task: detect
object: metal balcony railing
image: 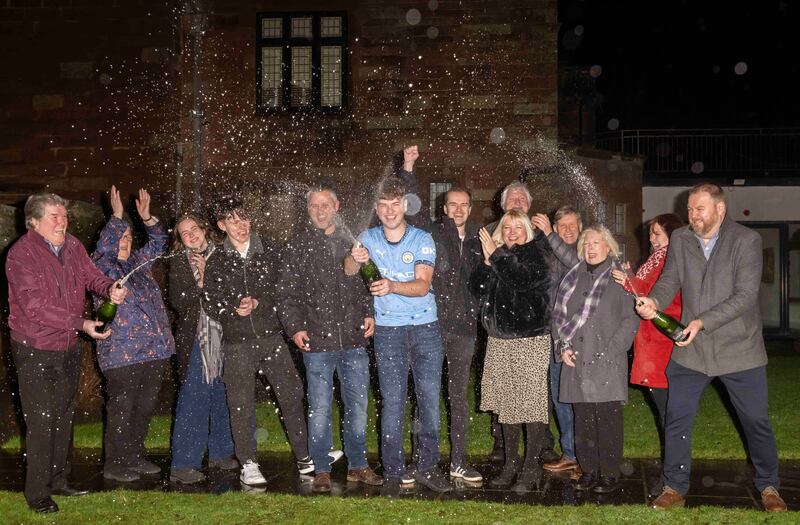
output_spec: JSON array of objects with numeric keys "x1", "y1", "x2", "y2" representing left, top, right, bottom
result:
[{"x1": 596, "y1": 128, "x2": 800, "y2": 175}]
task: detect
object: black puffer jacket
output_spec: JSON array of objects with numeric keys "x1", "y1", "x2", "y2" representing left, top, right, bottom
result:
[
  {"x1": 278, "y1": 225, "x2": 371, "y2": 352},
  {"x1": 203, "y1": 233, "x2": 282, "y2": 342},
  {"x1": 470, "y1": 238, "x2": 552, "y2": 339},
  {"x1": 431, "y1": 217, "x2": 482, "y2": 333}
]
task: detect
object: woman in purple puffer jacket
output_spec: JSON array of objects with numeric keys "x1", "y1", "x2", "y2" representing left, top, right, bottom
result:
[{"x1": 91, "y1": 186, "x2": 175, "y2": 483}]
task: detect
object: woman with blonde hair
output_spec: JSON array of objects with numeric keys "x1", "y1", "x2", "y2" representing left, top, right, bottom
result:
[
  {"x1": 552, "y1": 224, "x2": 639, "y2": 494},
  {"x1": 471, "y1": 209, "x2": 553, "y2": 491}
]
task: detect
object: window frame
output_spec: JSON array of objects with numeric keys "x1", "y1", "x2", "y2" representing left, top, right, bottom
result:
[
  {"x1": 429, "y1": 182, "x2": 453, "y2": 221},
  {"x1": 255, "y1": 11, "x2": 349, "y2": 113},
  {"x1": 614, "y1": 202, "x2": 627, "y2": 234}
]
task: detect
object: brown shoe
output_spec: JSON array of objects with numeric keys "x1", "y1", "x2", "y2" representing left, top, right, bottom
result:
[
  {"x1": 569, "y1": 465, "x2": 583, "y2": 481},
  {"x1": 543, "y1": 456, "x2": 579, "y2": 472},
  {"x1": 651, "y1": 486, "x2": 686, "y2": 509},
  {"x1": 312, "y1": 472, "x2": 331, "y2": 493},
  {"x1": 347, "y1": 466, "x2": 384, "y2": 486},
  {"x1": 761, "y1": 486, "x2": 787, "y2": 512}
]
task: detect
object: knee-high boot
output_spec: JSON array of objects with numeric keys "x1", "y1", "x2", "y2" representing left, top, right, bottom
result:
[
  {"x1": 489, "y1": 414, "x2": 504, "y2": 463},
  {"x1": 489, "y1": 423, "x2": 520, "y2": 488},
  {"x1": 512, "y1": 422, "x2": 546, "y2": 491}
]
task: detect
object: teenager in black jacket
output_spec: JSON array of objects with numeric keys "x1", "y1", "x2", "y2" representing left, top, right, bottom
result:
[{"x1": 203, "y1": 198, "x2": 311, "y2": 487}]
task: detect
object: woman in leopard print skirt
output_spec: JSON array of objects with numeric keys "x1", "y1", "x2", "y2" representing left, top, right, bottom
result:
[{"x1": 471, "y1": 210, "x2": 553, "y2": 492}]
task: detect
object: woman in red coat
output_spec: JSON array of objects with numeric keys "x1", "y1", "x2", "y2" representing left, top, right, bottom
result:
[{"x1": 611, "y1": 214, "x2": 683, "y2": 436}]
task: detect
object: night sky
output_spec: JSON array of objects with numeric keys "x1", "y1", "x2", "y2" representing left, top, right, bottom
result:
[{"x1": 558, "y1": 0, "x2": 799, "y2": 131}]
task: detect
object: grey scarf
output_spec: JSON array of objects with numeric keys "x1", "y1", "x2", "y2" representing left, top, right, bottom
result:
[
  {"x1": 552, "y1": 261, "x2": 612, "y2": 347},
  {"x1": 192, "y1": 244, "x2": 223, "y2": 383}
]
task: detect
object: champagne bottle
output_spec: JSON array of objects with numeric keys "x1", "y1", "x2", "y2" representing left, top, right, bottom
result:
[
  {"x1": 96, "y1": 283, "x2": 121, "y2": 332},
  {"x1": 651, "y1": 310, "x2": 688, "y2": 343},
  {"x1": 615, "y1": 256, "x2": 688, "y2": 343},
  {"x1": 356, "y1": 242, "x2": 382, "y2": 285},
  {"x1": 360, "y1": 257, "x2": 382, "y2": 285}
]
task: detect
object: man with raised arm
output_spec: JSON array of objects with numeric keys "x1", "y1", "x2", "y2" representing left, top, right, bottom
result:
[
  {"x1": 531, "y1": 205, "x2": 584, "y2": 477},
  {"x1": 431, "y1": 187, "x2": 484, "y2": 483},
  {"x1": 345, "y1": 178, "x2": 451, "y2": 494}
]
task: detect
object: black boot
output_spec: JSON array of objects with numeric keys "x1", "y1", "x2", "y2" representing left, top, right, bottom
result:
[
  {"x1": 489, "y1": 442, "x2": 504, "y2": 464},
  {"x1": 511, "y1": 467, "x2": 542, "y2": 492},
  {"x1": 488, "y1": 414, "x2": 504, "y2": 463},
  {"x1": 511, "y1": 422, "x2": 546, "y2": 492},
  {"x1": 489, "y1": 458, "x2": 519, "y2": 488},
  {"x1": 489, "y1": 423, "x2": 520, "y2": 488}
]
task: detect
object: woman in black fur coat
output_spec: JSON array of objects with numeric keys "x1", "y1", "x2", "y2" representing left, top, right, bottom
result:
[{"x1": 471, "y1": 209, "x2": 553, "y2": 492}]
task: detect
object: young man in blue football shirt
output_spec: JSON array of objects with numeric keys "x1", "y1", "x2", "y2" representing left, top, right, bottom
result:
[{"x1": 345, "y1": 178, "x2": 451, "y2": 494}]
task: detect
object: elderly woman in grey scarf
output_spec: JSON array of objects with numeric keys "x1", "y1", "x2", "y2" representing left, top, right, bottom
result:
[
  {"x1": 168, "y1": 213, "x2": 237, "y2": 484},
  {"x1": 552, "y1": 224, "x2": 639, "y2": 495}
]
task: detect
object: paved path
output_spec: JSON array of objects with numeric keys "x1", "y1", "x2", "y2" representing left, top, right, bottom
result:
[{"x1": 0, "y1": 452, "x2": 798, "y2": 510}]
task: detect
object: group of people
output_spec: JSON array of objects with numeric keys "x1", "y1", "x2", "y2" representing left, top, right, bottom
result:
[{"x1": 4, "y1": 146, "x2": 787, "y2": 513}]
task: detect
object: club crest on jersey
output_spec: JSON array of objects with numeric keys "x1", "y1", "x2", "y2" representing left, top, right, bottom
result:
[{"x1": 402, "y1": 251, "x2": 414, "y2": 264}]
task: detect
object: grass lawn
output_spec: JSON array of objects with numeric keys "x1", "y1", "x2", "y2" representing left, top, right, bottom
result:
[
  {"x1": 1, "y1": 346, "x2": 797, "y2": 522},
  {"x1": 3, "y1": 353, "x2": 799, "y2": 460},
  {"x1": 0, "y1": 490, "x2": 797, "y2": 524}
]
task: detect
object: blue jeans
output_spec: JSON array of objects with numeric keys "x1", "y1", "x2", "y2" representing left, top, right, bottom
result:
[
  {"x1": 303, "y1": 347, "x2": 370, "y2": 473},
  {"x1": 549, "y1": 352, "x2": 576, "y2": 460},
  {"x1": 171, "y1": 340, "x2": 234, "y2": 470},
  {"x1": 374, "y1": 322, "x2": 444, "y2": 479}
]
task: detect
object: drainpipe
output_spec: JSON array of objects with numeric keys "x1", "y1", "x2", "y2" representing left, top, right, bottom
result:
[
  {"x1": 175, "y1": 142, "x2": 183, "y2": 213},
  {"x1": 184, "y1": 0, "x2": 209, "y2": 210}
]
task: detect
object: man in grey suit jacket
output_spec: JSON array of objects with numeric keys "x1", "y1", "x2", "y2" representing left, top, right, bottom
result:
[{"x1": 637, "y1": 183, "x2": 786, "y2": 512}]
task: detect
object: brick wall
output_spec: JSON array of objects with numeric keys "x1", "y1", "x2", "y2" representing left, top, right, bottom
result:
[
  {"x1": 0, "y1": 0, "x2": 638, "y2": 235},
  {"x1": 177, "y1": 0, "x2": 560, "y2": 228},
  {"x1": 0, "y1": 0, "x2": 179, "y2": 209},
  {"x1": 0, "y1": 0, "x2": 646, "y2": 247}
]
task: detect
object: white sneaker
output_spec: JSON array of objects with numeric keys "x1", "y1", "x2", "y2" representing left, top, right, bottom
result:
[
  {"x1": 240, "y1": 460, "x2": 267, "y2": 486},
  {"x1": 297, "y1": 450, "x2": 345, "y2": 475},
  {"x1": 450, "y1": 464, "x2": 483, "y2": 482}
]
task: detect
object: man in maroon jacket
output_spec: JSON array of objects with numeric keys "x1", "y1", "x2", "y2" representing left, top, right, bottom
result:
[{"x1": 6, "y1": 192, "x2": 126, "y2": 513}]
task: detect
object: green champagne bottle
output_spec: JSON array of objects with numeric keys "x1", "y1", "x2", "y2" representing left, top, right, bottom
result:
[
  {"x1": 96, "y1": 282, "x2": 121, "y2": 332},
  {"x1": 651, "y1": 310, "x2": 688, "y2": 343},
  {"x1": 360, "y1": 257, "x2": 382, "y2": 285},
  {"x1": 355, "y1": 242, "x2": 382, "y2": 286}
]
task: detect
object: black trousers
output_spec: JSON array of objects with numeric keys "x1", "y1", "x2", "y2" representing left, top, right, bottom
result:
[
  {"x1": 663, "y1": 361, "x2": 780, "y2": 494},
  {"x1": 103, "y1": 359, "x2": 166, "y2": 466},
  {"x1": 222, "y1": 334, "x2": 308, "y2": 463},
  {"x1": 11, "y1": 340, "x2": 81, "y2": 503},
  {"x1": 573, "y1": 401, "x2": 623, "y2": 478},
  {"x1": 442, "y1": 331, "x2": 476, "y2": 468}
]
